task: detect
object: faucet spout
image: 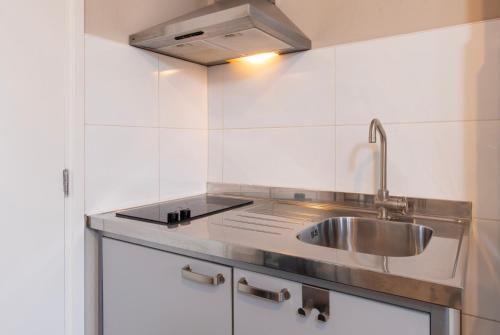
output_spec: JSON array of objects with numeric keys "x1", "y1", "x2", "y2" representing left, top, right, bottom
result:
[
  {"x1": 368, "y1": 119, "x2": 387, "y2": 196},
  {"x1": 368, "y1": 119, "x2": 407, "y2": 219}
]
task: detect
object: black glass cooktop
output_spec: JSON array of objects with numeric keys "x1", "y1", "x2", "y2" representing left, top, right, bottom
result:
[{"x1": 116, "y1": 195, "x2": 253, "y2": 225}]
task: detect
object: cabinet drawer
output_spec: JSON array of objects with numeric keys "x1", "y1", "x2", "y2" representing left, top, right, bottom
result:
[
  {"x1": 234, "y1": 268, "x2": 430, "y2": 335},
  {"x1": 103, "y1": 238, "x2": 232, "y2": 335}
]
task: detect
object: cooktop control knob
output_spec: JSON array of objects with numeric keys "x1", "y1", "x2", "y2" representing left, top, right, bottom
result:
[
  {"x1": 180, "y1": 208, "x2": 191, "y2": 220},
  {"x1": 167, "y1": 211, "x2": 179, "y2": 224}
]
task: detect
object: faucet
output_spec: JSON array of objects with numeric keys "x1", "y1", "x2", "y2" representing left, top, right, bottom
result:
[{"x1": 368, "y1": 119, "x2": 408, "y2": 219}]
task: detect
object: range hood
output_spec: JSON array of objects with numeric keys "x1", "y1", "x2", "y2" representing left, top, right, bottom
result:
[{"x1": 129, "y1": 0, "x2": 311, "y2": 66}]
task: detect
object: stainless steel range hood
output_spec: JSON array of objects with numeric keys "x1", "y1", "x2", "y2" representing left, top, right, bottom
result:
[{"x1": 129, "y1": 0, "x2": 311, "y2": 66}]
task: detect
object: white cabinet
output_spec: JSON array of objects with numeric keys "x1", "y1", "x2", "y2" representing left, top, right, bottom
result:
[
  {"x1": 0, "y1": 0, "x2": 69, "y2": 333},
  {"x1": 103, "y1": 238, "x2": 232, "y2": 335},
  {"x1": 103, "y1": 241, "x2": 432, "y2": 335},
  {"x1": 233, "y1": 269, "x2": 430, "y2": 335}
]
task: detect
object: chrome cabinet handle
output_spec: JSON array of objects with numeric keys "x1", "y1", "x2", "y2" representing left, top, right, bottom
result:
[
  {"x1": 237, "y1": 277, "x2": 291, "y2": 303},
  {"x1": 181, "y1": 265, "x2": 225, "y2": 286}
]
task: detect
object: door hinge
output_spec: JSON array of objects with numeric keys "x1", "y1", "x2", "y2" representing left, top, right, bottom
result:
[{"x1": 63, "y1": 169, "x2": 69, "y2": 197}]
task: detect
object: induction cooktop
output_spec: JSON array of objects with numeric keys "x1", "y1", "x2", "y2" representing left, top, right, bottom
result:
[{"x1": 116, "y1": 195, "x2": 253, "y2": 225}]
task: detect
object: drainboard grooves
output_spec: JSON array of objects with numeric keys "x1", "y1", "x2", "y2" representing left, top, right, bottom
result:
[
  {"x1": 248, "y1": 208, "x2": 318, "y2": 222},
  {"x1": 237, "y1": 214, "x2": 301, "y2": 225},
  {"x1": 210, "y1": 222, "x2": 282, "y2": 235},
  {"x1": 225, "y1": 218, "x2": 293, "y2": 230}
]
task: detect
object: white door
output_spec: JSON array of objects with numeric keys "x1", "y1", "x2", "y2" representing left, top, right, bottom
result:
[
  {"x1": 0, "y1": 1, "x2": 68, "y2": 334},
  {"x1": 234, "y1": 269, "x2": 430, "y2": 335},
  {"x1": 103, "y1": 238, "x2": 232, "y2": 335}
]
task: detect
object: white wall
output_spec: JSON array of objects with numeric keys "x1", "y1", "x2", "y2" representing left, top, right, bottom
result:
[
  {"x1": 208, "y1": 19, "x2": 500, "y2": 334},
  {"x1": 276, "y1": 0, "x2": 500, "y2": 47},
  {"x1": 0, "y1": 0, "x2": 70, "y2": 334},
  {"x1": 84, "y1": 35, "x2": 208, "y2": 214},
  {"x1": 85, "y1": 0, "x2": 208, "y2": 43}
]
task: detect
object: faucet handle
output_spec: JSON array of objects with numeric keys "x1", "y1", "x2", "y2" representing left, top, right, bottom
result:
[
  {"x1": 395, "y1": 197, "x2": 409, "y2": 213},
  {"x1": 374, "y1": 196, "x2": 408, "y2": 220}
]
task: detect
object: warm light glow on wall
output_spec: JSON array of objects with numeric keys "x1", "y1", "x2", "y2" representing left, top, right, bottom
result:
[
  {"x1": 229, "y1": 52, "x2": 279, "y2": 65},
  {"x1": 159, "y1": 69, "x2": 180, "y2": 77}
]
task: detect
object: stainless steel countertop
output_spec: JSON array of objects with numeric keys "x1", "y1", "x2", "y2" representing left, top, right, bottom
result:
[{"x1": 88, "y1": 184, "x2": 470, "y2": 310}]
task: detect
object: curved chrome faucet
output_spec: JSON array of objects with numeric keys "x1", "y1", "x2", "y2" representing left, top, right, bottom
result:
[
  {"x1": 369, "y1": 119, "x2": 387, "y2": 195},
  {"x1": 368, "y1": 119, "x2": 408, "y2": 219}
]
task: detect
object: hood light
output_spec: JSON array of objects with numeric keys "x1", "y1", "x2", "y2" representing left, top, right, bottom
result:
[{"x1": 228, "y1": 52, "x2": 279, "y2": 65}]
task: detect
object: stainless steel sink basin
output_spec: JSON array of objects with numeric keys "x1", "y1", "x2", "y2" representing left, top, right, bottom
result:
[{"x1": 297, "y1": 217, "x2": 433, "y2": 257}]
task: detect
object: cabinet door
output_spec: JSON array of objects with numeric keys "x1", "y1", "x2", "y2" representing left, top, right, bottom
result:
[
  {"x1": 234, "y1": 269, "x2": 430, "y2": 335},
  {"x1": 329, "y1": 290, "x2": 430, "y2": 335},
  {"x1": 233, "y1": 268, "x2": 305, "y2": 335},
  {"x1": 0, "y1": 1, "x2": 68, "y2": 333},
  {"x1": 103, "y1": 238, "x2": 232, "y2": 335}
]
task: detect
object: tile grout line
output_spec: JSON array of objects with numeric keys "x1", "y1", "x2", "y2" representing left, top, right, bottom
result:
[
  {"x1": 83, "y1": 34, "x2": 87, "y2": 214},
  {"x1": 333, "y1": 47, "x2": 337, "y2": 191},
  {"x1": 105, "y1": 119, "x2": 500, "y2": 132},
  {"x1": 197, "y1": 117, "x2": 500, "y2": 131},
  {"x1": 221, "y1": 67, "x2": 226, "y2": 184},
  {"x1": 84, "y1": 123, "x2": 208, "y2": 130},
  {"x1": 206, "y1": 68, "x2": 209, "y2": 190},
  {"x1": 216, "y1": 125, "x2": 338, "y2": 130},
  {"x1": 335, "y1": 119, "x2": 500, "y2": 127},
  {"x1": 157, "y1": 55, "x2": 161, "y2": 201}
]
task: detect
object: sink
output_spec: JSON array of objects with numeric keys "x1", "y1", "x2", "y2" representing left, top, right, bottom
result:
[{"x1": 297, "y1": 217, "x2": 433, "y2": 257}]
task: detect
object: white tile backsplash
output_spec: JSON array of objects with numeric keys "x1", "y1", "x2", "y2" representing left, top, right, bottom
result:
[
  {"x1": 336, "y1": 20, "x2": 500, "y2": 124},
  {"x1": 159, "y1": 55, "x2": 207, "y2": 129},
  {"x1": 85, "y1": 35, "x2": 159, "y2": 127},
  {"x1": 159, "y1": 129, "x2": 208, "y2": 200},
  {"x1": 464, "y1": 219, "x2": 500, "y2": 322},
  {"x1": 335, "y1": 120, "x2": 500, "y2": 216},
  {"x1": 85, "y1": 125, "x2": 159, "y2": 213},
  {"x1": 334, "y1": 120, "x2": 499, "y2": 219},
  {"x1": 208, "y1": 66, "x2": 225, "y2": 129},
  {"x1": 473, "y1": 121, "x2": 500, "y2": 220},
  {"x1": 207, "y1": 21, "x2": 500, "y2": 216},
  {"x1": 217, "y1": 47, "x2": 335, "y2": 129},
  {"x1": 85, "y1": 34, "x2": 208, "y2": 213},
  {"x1": 208, "y1": 130, "x2": 224, "y2": 183},
  {"x1": 336, "y1": 122, "x2": 473, "y2": 200},
  {"x1": 223, "y1": 127, "x2": 335, "y2": 190}
]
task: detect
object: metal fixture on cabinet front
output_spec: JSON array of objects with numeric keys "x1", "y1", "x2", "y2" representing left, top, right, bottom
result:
[
  {"x1": 237, "y1": 277, "x2": 290, "y2": 303},
  {"x1": 181, "y1": 265, "x2": 225, "y2": 286},
  {"x1": 368, "y1": 119, "x2": 408, "y2": 219},
  {"x1": 298, "y1": 285, "x2": 330, "y2": 322}
]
